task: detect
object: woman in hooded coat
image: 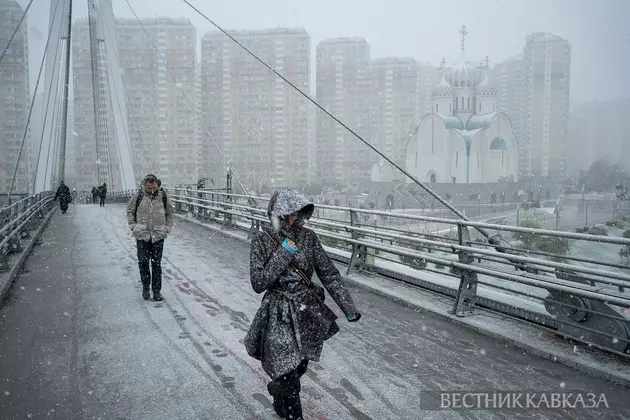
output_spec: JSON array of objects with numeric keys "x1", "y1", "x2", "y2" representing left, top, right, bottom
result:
[{"x1": 245, "y1": 188, "x2": 361, "y2": 419}]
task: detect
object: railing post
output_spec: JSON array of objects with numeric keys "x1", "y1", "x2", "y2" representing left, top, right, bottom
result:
[
  {"x1": 175, "y1": 188, "x2": 182, "y2": 212},
  {"x1": 450, "y1": 222, "x2": 478, "y2": 317},
  {"x1": 347, "y1": 210, "x2": 371, "y2": 275}
]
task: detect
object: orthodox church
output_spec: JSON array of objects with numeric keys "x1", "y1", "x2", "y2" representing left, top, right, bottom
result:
[{"x1": 405, "y1": 26, "x2": 519, "y2": 184}]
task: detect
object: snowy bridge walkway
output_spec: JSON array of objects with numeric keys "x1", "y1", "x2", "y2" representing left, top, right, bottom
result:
[{"x1": 1, "y1": 204, "x2": 629, "y2": 420}]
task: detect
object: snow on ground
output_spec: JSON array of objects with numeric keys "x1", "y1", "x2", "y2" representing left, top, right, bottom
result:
[{"x1": 1, "y1": 204, "x2": 630, "y2": 420}]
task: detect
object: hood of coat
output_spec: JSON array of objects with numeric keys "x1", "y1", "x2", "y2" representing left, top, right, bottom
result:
[{"x1": 267, "y1": 188, "x2": 314, "y2": 232}]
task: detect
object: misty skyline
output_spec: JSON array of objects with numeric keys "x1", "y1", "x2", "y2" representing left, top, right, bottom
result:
[{"x1": 18, "y1": 0, "x2": 630, "y2": 105}]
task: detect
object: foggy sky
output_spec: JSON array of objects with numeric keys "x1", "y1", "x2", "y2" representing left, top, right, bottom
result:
[{"x1": 18, "y1": 0, "x2": 630, "y2": 105}]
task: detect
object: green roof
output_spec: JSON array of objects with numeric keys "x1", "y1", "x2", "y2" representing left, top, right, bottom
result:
[
  {"x1": 435, "y1": 113, "x2": 464, "y2": 130},
  {"x1": 465, "y1": 112, "x2": 498, "y2": 130},
  {"x1": 490, "y1": 137, "x2": 507, "y2": 149}
]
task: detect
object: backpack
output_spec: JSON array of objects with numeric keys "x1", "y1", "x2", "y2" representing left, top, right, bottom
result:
[{"x1": 134, "y1": 188, "x2": 167, "y2": 220}]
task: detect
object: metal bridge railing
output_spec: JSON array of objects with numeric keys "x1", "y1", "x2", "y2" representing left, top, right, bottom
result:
[
  {"x1": 0, "y1": 191, "x2": 56, "y2": 273},
  {"x1": 108, "y1": 188, "x2": 630, "y2": 357}
]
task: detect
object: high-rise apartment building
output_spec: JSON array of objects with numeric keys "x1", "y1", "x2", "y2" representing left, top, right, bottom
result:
[
  {"x1": 364, "y1": 57, "x2": 418, "y2": 173},
  {"x1": 200, "y1": 28, "x2": 312, "y2": 190},
  {"x1": 567, "y1": 99, "x2": 630, "y2": 176},
  {"x1": 71, "y1": 19, "x2": 103, "y2": 191},
  {"x1": 0, "y1": 0, "x2": 30, "y2": 195},
  {"x1": 521, "y1": 33, "x2": 571, "y2": 180},
  {"x1": 72, "y1": 17, "x2": 197, "y2": 190},
  {"x1": 117, "y1": 18, "x2": 197, "y2": 187},
  {"x1": 492, "y1": 55, "x2": 526, "y2": 176},
  {"x1": 416, "y1": 62, "x2": 440, "y2": 117},
  {"x1": 316, "y1": 37, "x2": 370, "y2": 187}
]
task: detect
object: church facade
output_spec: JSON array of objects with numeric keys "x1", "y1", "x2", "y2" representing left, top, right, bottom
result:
[{"x1": 405, "y1": 27, "x2": 519, "y2": 184}]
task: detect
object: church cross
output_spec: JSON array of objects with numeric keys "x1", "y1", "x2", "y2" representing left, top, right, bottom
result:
[
  {"x1": 440, "y1": 57, "x2": 446, "y2": 72},
  {"x1": 459, "y1": 25, "x2": 468, "y2": 54}
]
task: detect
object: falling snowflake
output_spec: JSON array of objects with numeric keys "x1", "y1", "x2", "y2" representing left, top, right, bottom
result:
[
  {"x1": 573, "y1": 345, "x2": 579, "y2": 353},
  {"x1": 612, "y1": 337, "x2": 619, "y2": 344},
  {"x1": 4, "y1": 391, "x2": 10, "y2": 396},
  {"x1": 35, "y1": 288, "x2": 41, "y2": 292},
  {"x1": 560, "y1": 382, "x2": 566, "y2": 389},
  {"x1": 299, "y1": 304, "x2": 307, "y2": 311},
  {"x1": 479, "y1": 349, "x2": 487, "y2": 356}
]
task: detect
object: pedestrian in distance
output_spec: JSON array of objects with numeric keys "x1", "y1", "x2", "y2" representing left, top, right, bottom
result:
[
  {"x1": 54, "y1": 181, "x2": 72, "y2": 214},
  {"x1": 126, "y1": 174, "x2": 174, "y2": 301},
  {"x1": 92, "y1": 186, "x2": 99, "y2": 204},
  {"x1": 245, "y1": 188, "x2": 361, "y2": 420},
  {"x1": 98, "y1": 183, "x2": 107, "y2": 207}
]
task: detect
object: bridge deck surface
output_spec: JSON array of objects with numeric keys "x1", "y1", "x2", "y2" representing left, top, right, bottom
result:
[{"x1": 1, "y1": 204, "x2": 628, "y2": 420}]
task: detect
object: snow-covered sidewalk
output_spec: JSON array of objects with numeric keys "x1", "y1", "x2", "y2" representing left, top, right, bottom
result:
[{"x1": 1, "y1": 204, "x2": 629, "y2": 419}]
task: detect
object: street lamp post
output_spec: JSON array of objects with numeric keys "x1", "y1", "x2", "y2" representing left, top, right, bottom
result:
[{"x1": 585, "y1": 199, "x2": 589, "y2": 227}]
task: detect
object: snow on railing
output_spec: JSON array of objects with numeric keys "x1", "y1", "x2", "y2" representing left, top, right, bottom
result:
[
  {"x1": 113, "y1": 187, "x2": 630, "y2": 357},
  {"x1": 0, "y1": 191, "x2": 55, "y2": 274}
]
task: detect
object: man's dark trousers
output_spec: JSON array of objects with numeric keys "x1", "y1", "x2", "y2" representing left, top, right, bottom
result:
[{"x1": 137, "y1": 239, "x2": 164, "y2": 293}]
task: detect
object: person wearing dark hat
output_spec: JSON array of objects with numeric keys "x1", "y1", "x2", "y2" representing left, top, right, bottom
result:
[{"x1": 126, "y1": 174, "x2": 174, "y2": 301}]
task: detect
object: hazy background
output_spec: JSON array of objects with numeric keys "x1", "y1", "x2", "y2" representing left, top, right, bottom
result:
[{"x1": 20, "y1": 0, "x2": 630, "y2": 105}]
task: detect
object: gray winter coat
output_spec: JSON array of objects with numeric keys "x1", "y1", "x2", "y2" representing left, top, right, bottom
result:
[
  {"x1": 126, "y1": 188, "x2": 174, "y2": 243},
  {"x1": 244, "y1": 189, "x2": 360, "y2": 381}
]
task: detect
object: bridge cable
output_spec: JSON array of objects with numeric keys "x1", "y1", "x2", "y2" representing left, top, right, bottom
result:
[
  {"x1": 4, "y1": 0, "x2": 64, "y2": 205},
  {"x1": 42, "y1": 78, "x2": 63, "y2": 191},
  {"x1": 32, "y1": 3, "x2": 66, "y2": 193},
  {"x1": 50, "y1": 67, "x2": 66, "y2": 186},
  {"x1": 123, "y1": 0, "x2": 251, "y2": 197},
  {"x1": 44, "y1": 47, "x2": 66, "y2": 189},
  {"x1": 37, "y1": 1, "x2": 68, "y2": 191},
  {"x1": 179, "y1": 0, "x2": 491, "y2": 239},
  {"x1": 0, "y1": 0, "x2": 35, "y2": 65}
]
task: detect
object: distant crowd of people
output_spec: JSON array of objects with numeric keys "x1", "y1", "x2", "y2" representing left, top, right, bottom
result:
[{"x1": 53, "y1": 182, "x2": 108, "y2": 213}]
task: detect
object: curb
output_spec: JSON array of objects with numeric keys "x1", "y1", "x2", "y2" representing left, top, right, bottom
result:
[
  {"x1": 0, "y1": 208, "x2": 56, "y2": 303},
  {"x1": 174, "y1": 213, "x2": 630, "y2": 389}
]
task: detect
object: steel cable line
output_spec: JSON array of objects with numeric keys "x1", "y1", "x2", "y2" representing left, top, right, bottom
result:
[
  {"x1": 179, "y1": 0, "x2": 490, "y2": 239},
  {"x1": 5, "y1": 0, "x2": 64, "y2": 205},
  {"x1": 42, "y1": 77, "x2": 63, "y2": 190},
  {"x1": 123, "y1": 0, "x2": 251, "y2": 197},
  {"x1": 50, "y1": 69, "x2": 65, "y2": 186},
  {"x1": 0, "y1": 0, "x2": 35, "y2": 65},
  {"x1": 32, "y1": 1, "x2": 66, "y2": 193}
]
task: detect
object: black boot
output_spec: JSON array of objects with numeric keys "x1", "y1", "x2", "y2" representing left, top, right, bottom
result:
[
  {"x1": 267, "y1": 381, "x2": 286, "y2": 418},
  {"x1": 278, "y1": 371, "x2": 303, "y2": 420},
  {"x1": 142, "y1": 288, "x2": 150, "y2": 300},
  {"x1": 153, "y1": 291, "x2": 163, "y2": 301}
]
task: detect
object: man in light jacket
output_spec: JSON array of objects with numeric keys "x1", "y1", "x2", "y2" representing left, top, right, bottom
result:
[{"x1": 126, "y1": 174, "x2": 174, "y2": 301}]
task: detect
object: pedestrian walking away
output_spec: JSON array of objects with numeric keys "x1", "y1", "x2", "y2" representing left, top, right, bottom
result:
[
  {"x1": 54, "y1": 181, "x2": 72, "y2": 214},
  {"x1": 98, "y1": 183, "x2": 107, "y2": 207},
  {"x1": 245, "y1": 188, "x2": 362, "y2": 420},
  {"x1": 91, "y1": 186, "x2": 98, "y2": 204},
  {"x1": 127, "y1": 174, "x2": 174, "y2": 301}
]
